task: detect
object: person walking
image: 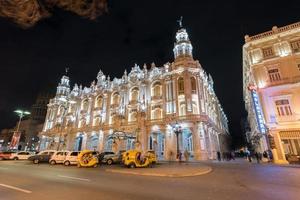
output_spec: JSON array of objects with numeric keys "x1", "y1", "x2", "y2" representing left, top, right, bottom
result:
[
  {"x1": 255, "y1": 152, "x2": 260, "y2": 164},
  {"x1": 217, "y1": 151, "x2": 221, "y2": 161},
  {"x1": 184, "y1": 149, "x2": 190, "y2": 162}
]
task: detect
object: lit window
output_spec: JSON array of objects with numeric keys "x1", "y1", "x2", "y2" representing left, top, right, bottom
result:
[
  {"x1": 95, "y1": 96, "x2": 103, "y2": 108},
  {"x1": 262, "y1": 47, "x2": 274, "y2": 58},
  {"x1": 151, "y1": 82, "x2": 162, "y2": 97},
  {"x1": 297, "y1": 64, "x2": 300, "y2": 71},
  {"x1": 290, "y1": 40, "x2": 300, "y2": 52},
  {"x1": 191, "y1": 77, "x2": 196, "y2": 94},
  {"x1": 268, "y1": 69, "x2": 281, "y2": 82},
  {"x1": 130, "y1": 88, "x2": 139, "y2": 102},
  {"x1": 81, "y1": 99, "x2": 89, "y2": 110},
  {"x1": 178, "y1": 77, "x2": 184, "y2": 94},
  {"x1": 275, "y1": 99, "x2": 292, "y2": 116},
  {"x1": 111, "y1": 93, "x2": 120, "y2": 105}
]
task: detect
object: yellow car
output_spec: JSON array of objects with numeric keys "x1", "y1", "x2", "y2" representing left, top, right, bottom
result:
[
  {"x1": 77, "y1": 150, "x2": 98, "y2": 168},
  {"x1": 146, "y1": 150, "x2": 157, "y2": 164},
  {"x1": 123, "y1": 150, "x2": 156, "y2": 168}
]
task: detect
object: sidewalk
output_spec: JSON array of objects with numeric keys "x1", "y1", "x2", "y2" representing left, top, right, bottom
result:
[{"x1": 105, "y1": 162, "x2": 212, "y2": 178}]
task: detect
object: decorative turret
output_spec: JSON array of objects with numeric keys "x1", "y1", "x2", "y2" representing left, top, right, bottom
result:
[
  {"x1": 56, "y1": 74, "x2": 70, "y2": 97},
  {"x1": 173, "y1": 17, "x2": 193, "y2": 60}
]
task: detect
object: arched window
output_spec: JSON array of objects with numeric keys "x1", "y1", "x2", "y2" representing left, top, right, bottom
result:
[
  {"x1": 95, "y1": 96, "x2": 103, "y2": 108},
  {"x1": 57, "y1": 106, "x2": 64, "y2": 116},
  {"x1": 110, "y1": 114, "x2": 117, "y2": 124},
  {"x1": 93, "y1": 117, "x2": 101, "y2": 126},
  {"x1": 151, "y1": 108, "x2": 162, "y2": 120},
  {"x1": 178, "y1": 77, "x2": 184, "y2": 94},
  {"x1": 180, "y1": 103, "x2": 186, "y2": 116},
  {"x1": 111, "y1": 93, "x2": 120, "y2": 105},
  {"x1": 81, "y1": 99, "x2": 89, "y2": 111},
  {"x1": 129, "y1": 112, "x2": 137, "y2": 122},
  {"x1": 191, "y1": 77, "x2": 197, "y2": 94},
  {"x1": 78, "y1": 119, "x2": 85, "y2": 128},
  {"x1": 151, "y1": 82, "x2": 162, "y2": 97},
  {"x1": 130, "y1": 87, "x2": 139, "y2": 102},
  {"x1": 192, "y1": 102, "x2": 198, "y2": 114}
]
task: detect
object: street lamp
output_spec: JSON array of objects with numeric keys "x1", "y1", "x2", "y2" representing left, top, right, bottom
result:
[
  {"x1": 172, "y1": 122, "x2": 182, "y2": 160},
  {"x1": 12, "y1": 109, "x2": 30, "y2": 150}
]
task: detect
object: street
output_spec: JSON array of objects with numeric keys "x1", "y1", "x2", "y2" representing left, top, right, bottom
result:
[{"x1": 0, "y1": 160, "x2": 299, "y2": 200}]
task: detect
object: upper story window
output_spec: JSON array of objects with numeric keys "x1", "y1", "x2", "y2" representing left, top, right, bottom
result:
[
  {"x1": 111, "y1": 93, "x2": 120, "y2": 105},
  {"x1": 151, "y1": 82, "x2": 162, "y2": 97},
  {"x1": 297, "y1": 63, "x2": 300, "y2": 71},
  {"x1": 95, "y1": 96, "x2": 103, "y2": 108},
  {"x1": 130, "y1": 88, "x2": 139, "y2": 102},
  {"x1": 290, "y1": 39, "x2": 300, "y2": 53},
  {"x1": 191, "y1": 77, "x2": 197, "y2": 94},
  {"x1": 275, "y1": 99, "x2": 292, "y2": 116},
  {"x1": 262, "y1": 47, "x2": 274, "y2": 58},
  {"x1": 268, "y1": 68, "x2": 281, "y2": 82},
  {"x1": 178, "y1": 77, "x2": 184, "y2": 95},
  {"x1": 81, "y1": 99, "x2": 89, "y2": 111}
]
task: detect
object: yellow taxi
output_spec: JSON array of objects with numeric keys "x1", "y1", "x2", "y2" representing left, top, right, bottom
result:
[{"x1": 122, "y1": 150, "x2": 156, "y2": 168}]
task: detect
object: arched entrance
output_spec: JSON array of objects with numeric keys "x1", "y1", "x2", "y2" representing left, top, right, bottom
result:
[
  {"x1": 74, "y1": 133, "x2": 84, "y2": 151},
  {"x1": 149, "y1": 132, "x2": 165, "y2": 160},
  {"x1": 86, "y1": 133, "x2": 99, "y2": 151},
  {"x1": 180, "y1": 128, "x2": 194, "y2": 157}
]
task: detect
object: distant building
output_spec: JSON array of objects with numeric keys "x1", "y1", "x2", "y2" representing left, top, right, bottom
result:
[
  {"x1": 0, "y1": 93, "x2": 52, "y2": 151},
  {"x1": 40, "y1": 24, "x2": 229, "y2": 161},
  {"x1": 243, "y1": 21, "x2": 300, "y2": 164}
]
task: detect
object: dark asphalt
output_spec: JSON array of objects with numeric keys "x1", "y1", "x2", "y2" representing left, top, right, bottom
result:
[{"x1": 0, "y1": 159, "x2": 299, "y2": 200}]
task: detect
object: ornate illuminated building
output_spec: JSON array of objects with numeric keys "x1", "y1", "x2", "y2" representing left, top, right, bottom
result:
[
  {"x1": 40, "y1": 24, "x2": 229, "y2": 160},
  {"x1": 243, "y1": 22, "x2": 300, "y2": 164}
]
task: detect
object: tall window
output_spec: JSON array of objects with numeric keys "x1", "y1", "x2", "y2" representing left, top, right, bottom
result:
[
  {"x1": 152, "y1": 82, "x2": 162, "y2": 97},
  {"x1": 297, "y1": 64, "x2": 300, "y2": 71},
  {"x1": 191, "y1": 77, "x2": 196, "y2": 94},
  {"x1": 95, "y1": 96, "x2": 103, "y2": 108},
  {"x1": 262, "y1": 47, "x2": 274, "y2": 58},
  {"x1": 81, "y1": 99, "x2": 89, "y2": 111},
  {"x1": 178, "y1": 77, "x2": 184, "y2": 94},
  {"x1": 129, "y1": 111, "x2": 137, "y2": 122},
  {"x1": 130, "y1": 88, "x2": 139, "y2": 102},
  {"x1": 111, "y1": 93, "x2": 120, "y2": 105},
  {"x1": 275, "y1": 99, "x2": 292, "y2": 116},
  {"x1": 268, "y1": 69, "x2": 281, "y2": 82},
  {"x1": 291, "y1": 40, "x2": 300, "y2": 52},
  {"x1": 151, "y1": 108, "x2": 162, "y2": 120}
]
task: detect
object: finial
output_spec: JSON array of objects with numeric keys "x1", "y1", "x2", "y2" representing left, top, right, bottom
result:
[
  {"x1": 177, "y1": 16, "x2": 183, "y2": 28},
  {"x1": 65, "y1": 67, "x2": 69, "y2": 75}
]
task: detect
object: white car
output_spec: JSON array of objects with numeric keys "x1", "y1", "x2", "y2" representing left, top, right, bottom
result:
[
  {"x1": 10, "y1": 151, "x2": 35, "y2": 160},
  {"x1": 63, "y1": 151, "x2": 80, "y2": 166},
  {"x1": 49, "y1": 151, "x2": 70, "y2": 165}
]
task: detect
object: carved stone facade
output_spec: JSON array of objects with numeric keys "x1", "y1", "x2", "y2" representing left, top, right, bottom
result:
[{"x1": 40, "y1": 26, "x2": 229, "y2": 160}]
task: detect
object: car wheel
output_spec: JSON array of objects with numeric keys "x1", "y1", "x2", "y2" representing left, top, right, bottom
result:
[
  {"x1": 107, "y1": 159, "x2": 113, "y2": 165},
  {"x1": 64, "y1": 161, "x2": 70, "y2": 166},
  {"x1": 93, "y1": 164, "x2": 98, "y2": 168},
  {"x1": 129, "y1": 163, "x2": 136, "y2": 168},
  {"x1": 33, "y1": 159, "x2": 39, "y2": 164},
  {"x1": 13, "y1": 157, "x2": 18, "y2": 160},
  {"x1": 50, "y1": 160, "x2": 56, "y2": 165}
]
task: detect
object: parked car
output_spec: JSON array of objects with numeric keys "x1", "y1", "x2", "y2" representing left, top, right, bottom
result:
[
  {"x1": 102, "y1": 150, "x2": 125, "y2": 165},
  {"x1": 28, "y1": 150, "x2": 57, "y2": 164},
  {"x1": 98, "y1": 151, "x2": 115, "y2": 162},
  {"x1": 63, "y1": 151, "x2": 80, "y2": 166},
  {"x1": 9, "y1": 151, "x2": 35, "y2": 160},
  {"x1": 0, "y1": 152, "x2": 13, "y2": 160},
  {"x1": 49, "y1": 151, "x2": 70, "y2": 165}
]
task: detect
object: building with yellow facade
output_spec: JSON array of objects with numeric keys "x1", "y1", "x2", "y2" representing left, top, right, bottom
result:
[{"x1": 243, "y1": 22, "x2": 300, "y2": 164}]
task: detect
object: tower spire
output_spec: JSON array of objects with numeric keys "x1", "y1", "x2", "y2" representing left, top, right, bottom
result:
[{"x1": 177, "y1": 16, "x2": 183, "y2": 28}]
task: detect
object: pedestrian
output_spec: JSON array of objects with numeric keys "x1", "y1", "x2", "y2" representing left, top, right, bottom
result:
[
  {"x1": 231, "y1": 151, "x2": 235, "y2": 160},
  {"x1": 179, "y1": 151, "x2": 182, "y2": 163},
  {"x1": 267, "y1": 149, "x2": 273, "y2": 162},
  {"x1": 217, "y1": 151, "x2": 221, "y2": 161},
  {"x1": 255, "y1": 152, "x2": 260, "y2": 163},
  {"x1": 184, "y1": 149, "x2": 190, "y2": 162},
  {"x1": 246, "y1": 149, "x2": 252, "y2": 162}
]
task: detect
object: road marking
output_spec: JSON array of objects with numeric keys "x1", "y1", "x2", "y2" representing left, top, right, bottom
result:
[
  {"x1": 58, "y1": 175, "x2": 91, "y2": 182},
  {"x1": 0, "y1": 183, "x2": 32, "y2": 194},
  {"x1": 0, "y1": 167, "x2": 9, "y2": 170}
]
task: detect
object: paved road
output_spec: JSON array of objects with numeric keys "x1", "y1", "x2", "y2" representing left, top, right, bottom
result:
[{"x1": 0, "y1": 159, "x2": 299, "y2": 200}]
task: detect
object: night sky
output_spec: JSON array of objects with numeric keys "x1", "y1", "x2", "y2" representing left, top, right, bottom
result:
[{"x1": 0, "y1": 0, "x2": 299, "y2": 148}]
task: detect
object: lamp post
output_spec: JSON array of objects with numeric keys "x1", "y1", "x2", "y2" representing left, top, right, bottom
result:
[
  {"x1": 172, "y1": 122, "x2": 182, "y2": 160},
  {"x1": 12, "y1": 109, "x2": 30, "y2": 150}
]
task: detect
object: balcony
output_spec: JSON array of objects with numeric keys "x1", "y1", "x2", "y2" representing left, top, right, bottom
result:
[
  {"x1": 265, "y1": 75, "x2": 300, "y2": 87},
  {"x1": 275, "y1": 114, "x2": 300, "y2": 123},
  {"x1": 151, "y1": 96, "x2": 163, "y2": 101}
]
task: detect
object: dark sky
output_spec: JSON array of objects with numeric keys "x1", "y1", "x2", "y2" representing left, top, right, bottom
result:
[{"x1": 0, "y1": 0, "x2": 299, "y2": 148}]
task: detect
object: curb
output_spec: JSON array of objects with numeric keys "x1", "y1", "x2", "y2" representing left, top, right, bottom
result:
[{"x1": 105, "y1": 167, "x2": 212, "y2": 178}]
